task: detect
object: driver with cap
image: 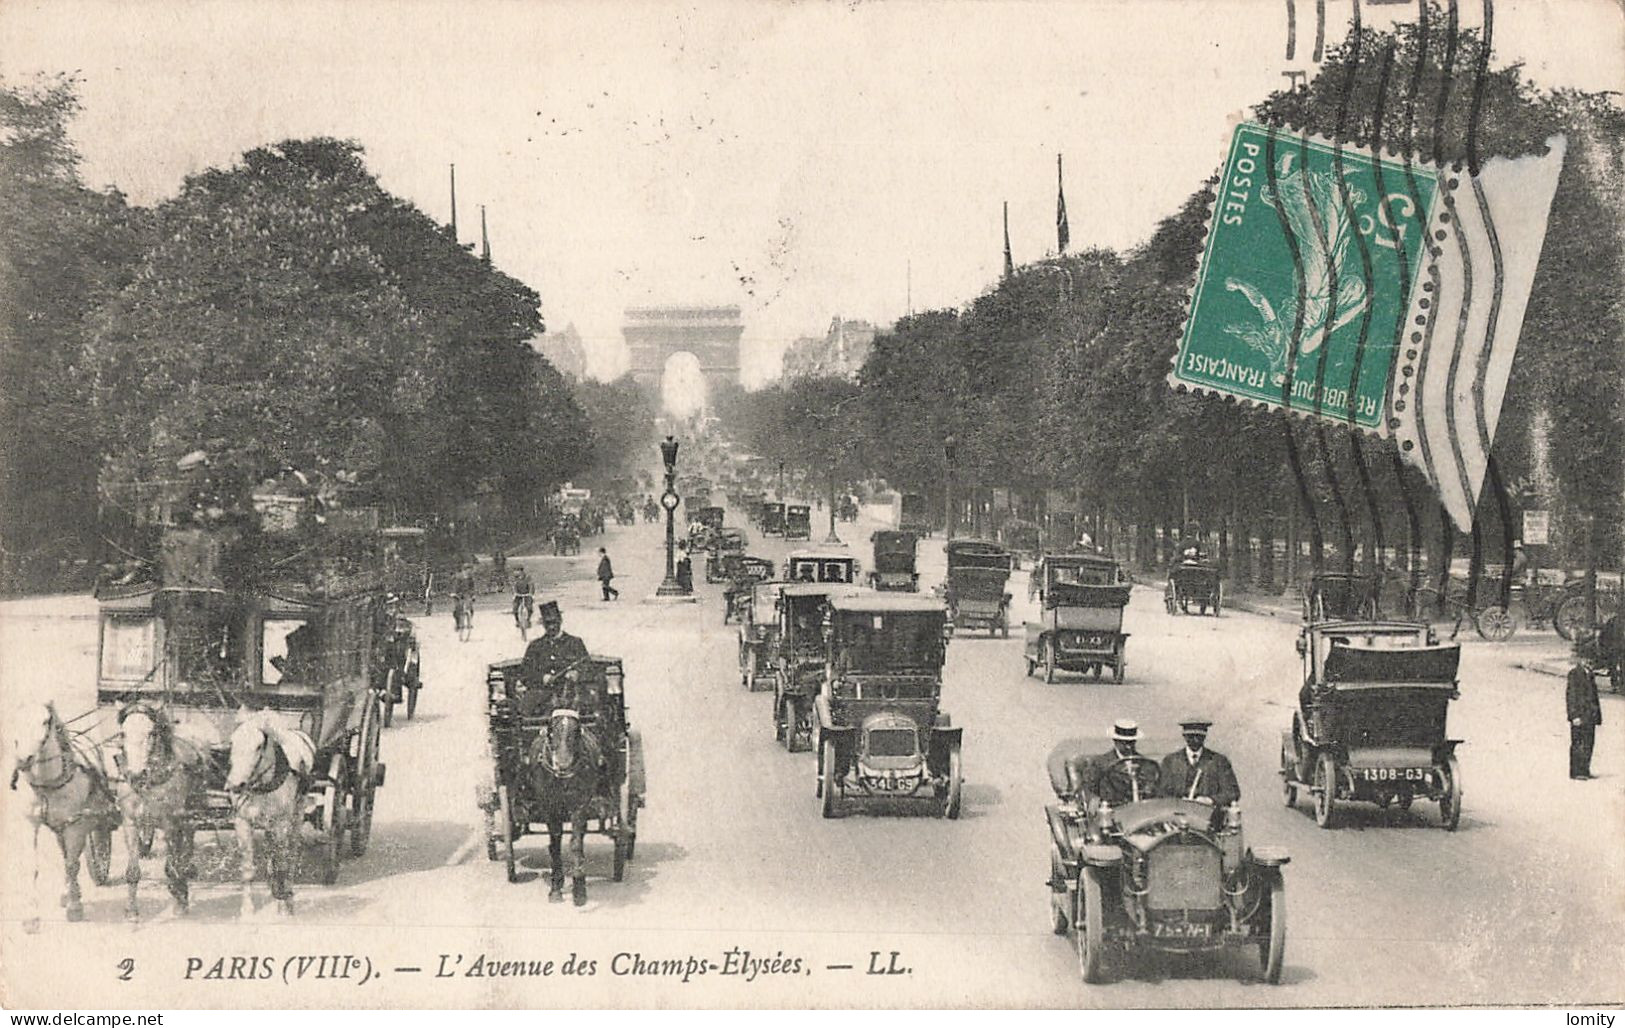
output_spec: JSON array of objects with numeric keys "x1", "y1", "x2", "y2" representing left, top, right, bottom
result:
[
  {"x1": 1067, "y1": 719, "x2": 1159, "y2": 807},
  {"x1": 1160, "y1": 716, "x2": 1240, "y2": 808},
  {"x1": 518, "y1": 600, "x2": 590, "y2": 715}
]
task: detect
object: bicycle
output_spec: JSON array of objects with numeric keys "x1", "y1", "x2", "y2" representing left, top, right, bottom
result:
[
  {"x1": 513, "y1": 591, "x2": 534, "y2": 638},
  {"x1": 453, "y1": 592, "x2": 475, "y2": 643}
]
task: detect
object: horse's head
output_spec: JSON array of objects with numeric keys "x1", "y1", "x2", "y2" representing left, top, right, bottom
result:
[
  {"x1": 225, "y1": 717, "x2": 271, "y2": 792},
  {"x1": 11, "y1": 703, "x2": 60, "y2": 788},
  {"x1": 118, "y1": 702, "x2": 168, "y2": 778},
  {"x1": 539, "y1": 708, "x2": 584, "y2": 777}
]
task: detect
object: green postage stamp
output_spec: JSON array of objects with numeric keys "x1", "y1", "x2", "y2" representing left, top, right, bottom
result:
[{"x1": 1170, "y1": 122, "x2": 1440, "y2": 429}]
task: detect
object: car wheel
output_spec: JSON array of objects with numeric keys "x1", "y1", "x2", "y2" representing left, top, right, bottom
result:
[
  {"x1": 1075, "y1": 866, "x2": 1107, "y2": 985},
  {"x1": 1049, "y1": 853, "x2": 1069, "y2": 935},
  {"x1": 1258, "y1": 870, "x2": 1287, "y2": 984},
  {"x1": 1043, "y1": 639, "x2": 1057, "y2": 683},
  {"x1": 940, "y1": 740, "x2": 963, "y2": 820},
  {"x1": 1439, "y1": 756, "x2": 1462, "y2": 831},
  {"x1": 820, "y1": 738, "x2": 840, "y2": 819},
  {"x1": 1314, "y1": 752, "x2": 1338, "y2": 829}
]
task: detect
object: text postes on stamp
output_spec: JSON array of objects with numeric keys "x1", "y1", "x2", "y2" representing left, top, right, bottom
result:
[{"x1": 1171, "y1": 122, "x2": 1439, "y2": 428}]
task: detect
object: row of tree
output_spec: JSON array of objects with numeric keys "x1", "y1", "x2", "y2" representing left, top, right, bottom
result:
[
  {"x1": 722, "y1": 12, "x2": 1623, "y2": 582},
  {"x1": 0, "y1": 77, "x2": 656, "y2": 585}
]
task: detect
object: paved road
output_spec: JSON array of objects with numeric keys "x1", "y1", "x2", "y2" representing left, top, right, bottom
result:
[{"x1": 2, "y1": 509, "x2": 1621, "y2": 1008}]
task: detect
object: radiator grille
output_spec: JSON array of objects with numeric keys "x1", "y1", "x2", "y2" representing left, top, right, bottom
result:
[
  {"x1": 866, "y1": 727, "x2": 918, "y2": 758},
  {"x1": 1145, "y1": 843, "x2": 1222, "y2": 910}
]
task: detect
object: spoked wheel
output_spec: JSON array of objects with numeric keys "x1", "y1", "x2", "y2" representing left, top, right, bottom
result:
[
  {"x1": 1112, "y1": 648, "x2": 1126, "y2": 684},
  {"x1": 405, "y1": 671, "x2": 420, "y2": 721},
  {"x1": 787, "y1": 698, "x2": 813, "y2": 753},
  {"x1": 1439, "y1": 756, "x2": 1462, "y2": 831},
  {"x1": 1043, "y1": 638, "x2": 1057, "y2": 684},
  {"x1": 939, "y1": 740, "x2": 963, "y2": 820},
  {"x1": 349, "y1": 696, "x2": 381, "y2": 858},
  {"x1": 1313, "y1": 751, "x2": 1339, "y2": 830},
  {"x1": 773, "y1": 691, "x2": 788, "y2": 745},
  {"x1": 1258, "y1": 870, "x2": 1287, "y2": 984},
  {"x1": 1164, "y1": 586, "x2": 1177, "y2": 615},
  {"x1": 820, "y1": 737, "x2": 841, "y2": 819},
  {"x1": 1075, "y1": 866, "x2": 1107, "y2": 984},
  {"x1": 382, "y1": 669, "x2": 397, "y2": 728},
  {"x1": 1475, "y1": 605, "x2": 1517, "y2": 642},
  {"x1": 315, "y1": 757, "x2": 344, "y2": 885},
  {"x1": 498, "y1": 784, "x2": 518, "y2": 883},
  {"x1": 87, "y1": 823, "x2": 113, "y2": 886},
  {"x1": 1280, "y1": 741, "x2": 1298, "y2": 808}
]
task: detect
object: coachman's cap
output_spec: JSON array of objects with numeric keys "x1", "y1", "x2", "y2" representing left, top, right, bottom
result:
[
  {"x1": 1111, "y1": 719, "x2": 1139, "y2": 742},
  {"x1": 538, "y1": 600, "x2": 562, "y2": 619},
  {"x1": 1179, "y1": 717, "x2": 1214, "y2": 734}
]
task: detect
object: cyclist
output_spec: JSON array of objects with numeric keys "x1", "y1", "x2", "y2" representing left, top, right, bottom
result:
[{"x1": 512, "y1": 565, "x2": 536, "y2": 627}]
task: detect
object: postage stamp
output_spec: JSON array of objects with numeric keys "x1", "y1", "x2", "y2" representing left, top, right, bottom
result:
[{"x1": 1170, "y1": 122, "x2": 1440, "y2": 429}]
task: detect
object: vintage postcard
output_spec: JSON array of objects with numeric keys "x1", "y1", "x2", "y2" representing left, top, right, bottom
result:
[{"x1": 2, "y1": 0, "x2": 1621, "y2": 1012}]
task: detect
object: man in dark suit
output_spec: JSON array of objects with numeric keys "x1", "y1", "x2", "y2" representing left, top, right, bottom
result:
[
  {"x1": 1567, "y1": 646, "x2": 1602, "y2": 780},
  {"x1": 519, "y1": 601, "x2": 590, "y2": 715},
  {"x1": 1160, "y1": 717, "x2": 1241, "y2": 808},
  {"x1": 1066, "y1": 719, "x2": 1159, "y2": 807}
]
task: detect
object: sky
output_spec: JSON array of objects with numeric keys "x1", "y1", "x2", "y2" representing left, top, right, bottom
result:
[{"x1": 3, "y1": 0, "x2": 1620, "y2": 385}]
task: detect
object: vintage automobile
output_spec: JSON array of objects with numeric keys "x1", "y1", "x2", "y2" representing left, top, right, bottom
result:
[
  {"x1": 942, "y1": 539, "x2": 1014, "y2": 637},
  {"x1": 1166, "y1": 555, "x2": 1222, "y2": 616},
  {"x1": 705, "y1": 527, "x2": 749, "y2": 583},
  {"x1": 376, "y1": 595, "x2": 423, "y2": 726},
  {"x1": 1281, "y1": 619, "x2": 1463, "y2": 830},
  {"x1": 553, "y1": 514, "x2": 582, "y2": 556},
  {"x1": 868, "y1": 530, "x2": 920, "y2": 592},
  {"x1": 723, "y1": 554, "x2": 777, "y2": 623},
  {"x1": 785, "y1": 504, "x2": 813, "y2": 540},
  {"x1": 1044, "y1": 739, "x2": 1289, "y2": 984},
  {"x1": 772, "y1": 579, "x2": 859, "y2": 750},
  {"x1": 784, "y1": 547, "x2": 860, "y2": 586},
  {"x1": 1302, "y1": 572, "x2": 1379, "y2": 622},
  {"x1": 1023, "y1": 553, "x2": 1132, "y2": 683},
  {"x1": 815, "y1": 593, "x2": 961, "y2": 819},
  {"x1": 760, "y1": 501, "x2": 787, "y2": 537},
  {"x1": 381, "y1": 525, "x2": 433, "y2": 616}
]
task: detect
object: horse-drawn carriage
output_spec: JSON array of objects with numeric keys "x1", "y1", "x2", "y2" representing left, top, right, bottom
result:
[
  {"x1": 1023, "y1": 553, "x2": 1132, "y2": 683},
  {"x1": 1166, "y1": 557, "x2": 1222, "y2": 616},
  {"x1": 815, "y1": 593, "x2": 961, "y2": 818},
  {"x1": 376, "y1": 596, "x2": 422, "y2": 726},
  {"x1": 785, "y1": 504, "x2": 813, "y2": 540},
  {"x1": 868, "y1": 530, "x2": 919, "y2": 592},
  {"x1": 89, "y1": 518, "x2": 388, "y2": 919},
  {"x1": 481, "y1": 656, "x2": 644, "y2": 902},
  {"x1": 942, "y1": 539, "x2": 1014, "y2": 637},
  {"x1": 900, "y1": 493, "x2": 934, "y2": 537},
  {"x1": 553, "y1": 514, "x2": 582, "y2": 556},
  {"x1": 1281, "y1": 619, "x2": 1463, "y2": 830}
]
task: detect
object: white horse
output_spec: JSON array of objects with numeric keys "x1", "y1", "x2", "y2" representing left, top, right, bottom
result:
[
  {"x1": 10, "y1": 702, "x2": 118, "y2": 923},
  {"x1": 224, "y1": 711, "x2": 313, "y2": 918},
  {"x1": 114, "y1": 701, "x2": 206, "y2": 920}
]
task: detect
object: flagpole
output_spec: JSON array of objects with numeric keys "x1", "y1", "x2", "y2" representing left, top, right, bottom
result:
[
  {"x1": 1057, "y1": 153, "x2": 1070, "y2": 255},
  {"x1": 1003, "y1": 201, "x2": 1014, "y2": 280}
]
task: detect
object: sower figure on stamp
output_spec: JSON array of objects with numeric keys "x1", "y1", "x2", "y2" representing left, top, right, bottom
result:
[
  {"x1": 1160, "y1": 716, "x2": 1240, "y2": 821},
  {"x1": 1566, "y1": 642, "x2": 1602, "y2": 781}
]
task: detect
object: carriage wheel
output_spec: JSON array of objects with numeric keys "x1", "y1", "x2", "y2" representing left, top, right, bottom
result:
[
  {"x1": 787, "y1": 698, "x2": 812, "y2": 753},
  {"x1": 382, "y1": 669, "x2": 397, "y2": 729},
  {"x1": 1043, "y1": 638, "x2": 1057, "y2": 684},
  {"x1": 939, "y1": 740, "x2": 963, "y2": 820},
  {"x1": 1024, "y1": 656, "x2": 1035, "y2": 677},
  {"x1": 1258, "y1": 870, "x2": 1287, "y2": 984},
  {"x1": 773, "y1": 692, "x2": 788, "y2": 745},
  {"x1": 87, "y1": 823, "x2": 113, "y2": 886},
  {"x1": 1553, "y1": 594, "x2": 1607, "y2": 642},
  {"x1": 1475, "y1": 605, "x2": 1517, "y2": 642},
  {"x1": 1313, "y1": 752, "x2": 1339, "y2": 830},
  {"x1": 498, "y1": 784, "x2": 518, "y2": 883},
  {"x1": 1438, "y1": 756, "x2": 1462, "y2": 831},
  {"x1": 1075, "y1": 866, "x2": 1107, "y2": 984},
  {"x1": 820, "y1": 737, "x2": 841, "y2": 818},
  {"x1": 1164, "y1": 585, "x2": 1177, "y2": 615},
  {"x1": 1280, "y1": 741, "x2": 1298, "y2": 808},
  {"x1": 1112, "y1": 647, "x2": 1126, "y2": 684},
  {"x1": 349, "y1": 697, "x2": 381, "y2": 858},
  {"x1": 1000, "y1": 614, "x2": 1009, "y2": 639},
  {"x1": 405, "y1": 673, "x2": 420, "y2": 721},
  {"x1": 315, "y1": 762, "x2": 344, "y2": 885}
]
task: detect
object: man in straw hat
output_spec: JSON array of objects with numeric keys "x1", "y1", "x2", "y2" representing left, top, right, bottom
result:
[
  {"x1": 1160, "y1": 716, "x2": 1240, "y2": 808},
  {"x1": 1064, "y1": 719, "x2": 1160, "y2": 807}
]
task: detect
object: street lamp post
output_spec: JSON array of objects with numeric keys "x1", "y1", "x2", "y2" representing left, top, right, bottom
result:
[
  {"x1": 825, "y1": 464, "x2": 841, "y2": 545},
  {"x1": 656, "y1": 436, "x2": 687, "y2": 596},
  {"x1": 778, "y1": 460, "x2": 786, "y2": 502},
  {"x1": 944, "y1": 434, "x2": 958, "y2": 541}
]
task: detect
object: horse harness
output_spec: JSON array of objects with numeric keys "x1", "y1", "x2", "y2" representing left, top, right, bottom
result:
[
  {"x1": 115, "y1": 703, "x2": 188, "y2": 791},
  {"x1": 232, "y1": 736, "x2": 295, "y2": 796},
  {"x1": 12, "y1": 721, "x2": 116, "y2": 827}
]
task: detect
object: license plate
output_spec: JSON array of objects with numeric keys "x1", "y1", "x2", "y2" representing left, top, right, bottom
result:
[
  {"x1": 1150, "y1": 921, "x2": 1212, "y2": 939},
  {"x1": 1360, "y1": 767, "x2": 1430, "y2": 783}
]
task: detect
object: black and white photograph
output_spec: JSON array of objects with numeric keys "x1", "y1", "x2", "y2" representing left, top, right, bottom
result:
[{"x1": 1, "y1": 0, "x2": 1621, "y2": 1012}]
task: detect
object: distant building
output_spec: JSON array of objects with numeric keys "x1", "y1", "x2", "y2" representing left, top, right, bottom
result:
[
  {"x1": 535, "y1": 323, "x2": 588, "y2": 380},
  {"x1": 779, "y1": 317, "x2": 876, "y2": 381},
  {"x1": 622, "y1": 306, "x2": 743, "y2": 400}
]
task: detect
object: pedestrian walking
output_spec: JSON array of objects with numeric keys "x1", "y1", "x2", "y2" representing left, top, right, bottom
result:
[
  {"x1": 1566, "y1": 643, "x2": 1602, "y2": 780},
  {"x1": 675, "y1": 541, "x2": 693, "y2": 594},
  {"x1": 596, "y1": 547, "x2": 619, "y2": 601}
]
